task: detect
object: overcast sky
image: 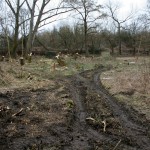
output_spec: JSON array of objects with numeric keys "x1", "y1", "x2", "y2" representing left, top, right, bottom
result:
[
  {"x1": 120, "y1": 0, "x2": 146, "y2": 13},
  {"x1": 45, "y1": 0, "x2": 147, "y2": 30},
  {"x1": 120, "y1": 0, "x2": 147, "y2": 10},
  {"x1": 98, "y1": 0, "x2": 147, "y2": 18}
]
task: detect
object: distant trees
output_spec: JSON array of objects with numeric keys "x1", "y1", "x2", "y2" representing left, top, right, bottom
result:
[
  {"x1": 0, "y1": 0, "x2": 149, "y2": 58},
  {"x1": 124, "y1": 21, "x2": 141, "y2": 55},
  {"x1": 64, "y1": 0, "x2": 105, "y2": 55},
  {"x1": 20, "y1": 8, "x2": 30, "y2": 52},
  {"x1": 58, "y1": 25, "x2": 74, "y2": 50},
  {"x1": 72, "y1": 24, "x2": 84, "y2": 51},
  {"x1": 102, "y1": 27, "x2": 117, "y2": 55}
]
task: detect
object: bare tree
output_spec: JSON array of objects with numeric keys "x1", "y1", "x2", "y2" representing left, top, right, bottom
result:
[
  {"x1": 5, "y1": 0, "x2": 26, "y2": 57},
  {"x1": 0, "y1": 1, "x2": 13, "y2": 60},
  {"x1": 0, "y1": 17, "x2": 12, "y2": 60},
  {"x1": 106, "y1": 1, "x2": 132, "y2": 55},
  {"x1": 64, "y1": 0, "x2": 105, "y2": 55},
  {"x1": 25, "y1": 0, "x2": 73, "y2": 55}
]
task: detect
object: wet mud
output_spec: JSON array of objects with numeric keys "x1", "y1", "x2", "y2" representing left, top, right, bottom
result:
[{"x1": 0, "y1": 66, "x2": 150, "y2": 149}]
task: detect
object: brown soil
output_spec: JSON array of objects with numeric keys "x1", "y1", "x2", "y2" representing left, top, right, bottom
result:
[{"x1": 0, "y1": 66, "x2": 150, "y2": 150}]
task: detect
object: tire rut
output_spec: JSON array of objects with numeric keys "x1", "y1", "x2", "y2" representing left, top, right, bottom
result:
[
  {"x1": 69, "y1": 74, "x2": 137, "y2": 149},
  {"x1": 93, "y1": 69, "x2": 150, "y2": 150},
  {"x1": 74, "y1": 67, "x2": 150, "y2": 150}
]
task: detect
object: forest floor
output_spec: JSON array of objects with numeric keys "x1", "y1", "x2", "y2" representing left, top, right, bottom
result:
[{"x1": 0, "y1": 54, "x2": 150, "y2": 150}]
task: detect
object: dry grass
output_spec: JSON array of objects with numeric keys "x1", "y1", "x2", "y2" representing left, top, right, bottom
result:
[
  {"x1": 0, "y1": 55, "x2": 102, "y2": 91},
  {"x1": 1, "y1": 54, "x2": 150, "y2": 119},
  {"x1": 101, "y1": 56, "x2": 150, "y2": 119},
  {"x1": 102, "y1": 57, "x2": 150, "y2": 94}
]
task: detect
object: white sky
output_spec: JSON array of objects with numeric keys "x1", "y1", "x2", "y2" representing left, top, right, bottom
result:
[
  {"x1": 120, "y1": 0, "x2": 146, "y2": 16},
  {"x1": 100, "y1": 0, "x2": 147, "y2": 10},
  {"x1": 120, "y1": 0, "x2": 147, "y2": 10},
  {"x1": 99, "y1": 0, "x2": 147, "y2": 18},
  {"x1": 45, "y1": 0, "x2": 148, "y2": 30}
]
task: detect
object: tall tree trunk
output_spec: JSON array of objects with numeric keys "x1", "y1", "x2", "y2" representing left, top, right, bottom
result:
[
  {"x1": 26, "y1": 1, "x2": 35, "y2": 56},
  {"x1": 111, "y1": 47, "x2": 114, "y2": 55},
  {"x1": 26, "y1": 32, "x2": 33, "y2": 55},
  {"x1": 26, "y1": 0, "x2": 45, "y2": 56},
  {"x1": 6, "y1": 29, "x2": 12, "y2": 61},
  {"x1": 84, "y1": 21, "x2": 89, "y2": 56},
  {"x1": 132, "y1": 39, "x2": 136, "y2": 56},
  {"x1": 118, "y1": 23, "x2": 122, "y2": 55},
  {"x1": 12, "y1": 18, "x2": 19, "y2": 57}
]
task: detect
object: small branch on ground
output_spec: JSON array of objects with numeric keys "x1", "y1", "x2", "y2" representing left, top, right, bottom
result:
[
  {"x1": 12, "y1": 108, "x2": 24, "y2": 117},
  {"x1": 102, "y1": 120, "x2": 106, "y2": 132},
  {"x1": 113, "y1": 139, "x2": 121, "y2": 150}
]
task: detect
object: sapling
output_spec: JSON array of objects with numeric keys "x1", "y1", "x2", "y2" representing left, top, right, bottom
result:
[
  {"x1": 28, "y1": 53, "x2": 32, "y2": 63},
  {"x1": 1, "y1": 56, "x2": 5, "y2": 61},
  {"x1": 20, "y1": 57, "x2": 25, "y2": 78}
]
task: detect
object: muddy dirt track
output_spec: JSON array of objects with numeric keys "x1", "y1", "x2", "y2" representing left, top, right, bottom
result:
[{"x1": 0, "y1": 66, "x2": 150, "y2": 150}]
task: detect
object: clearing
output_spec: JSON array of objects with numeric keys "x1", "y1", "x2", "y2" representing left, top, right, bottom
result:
[{"x1": 0, "y1": 54, "x2": 150, "y2": 150}]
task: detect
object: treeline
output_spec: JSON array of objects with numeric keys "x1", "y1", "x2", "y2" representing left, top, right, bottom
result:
[
  {"x1": 0, "y1": 0, "x2": 150, "y2": 58},
  {"x1": 32, "y1": 24, "x2": 150, "y2": 56},
  {"x1": 1, "y1": 23, "x2": 150, "y2": 56}
]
